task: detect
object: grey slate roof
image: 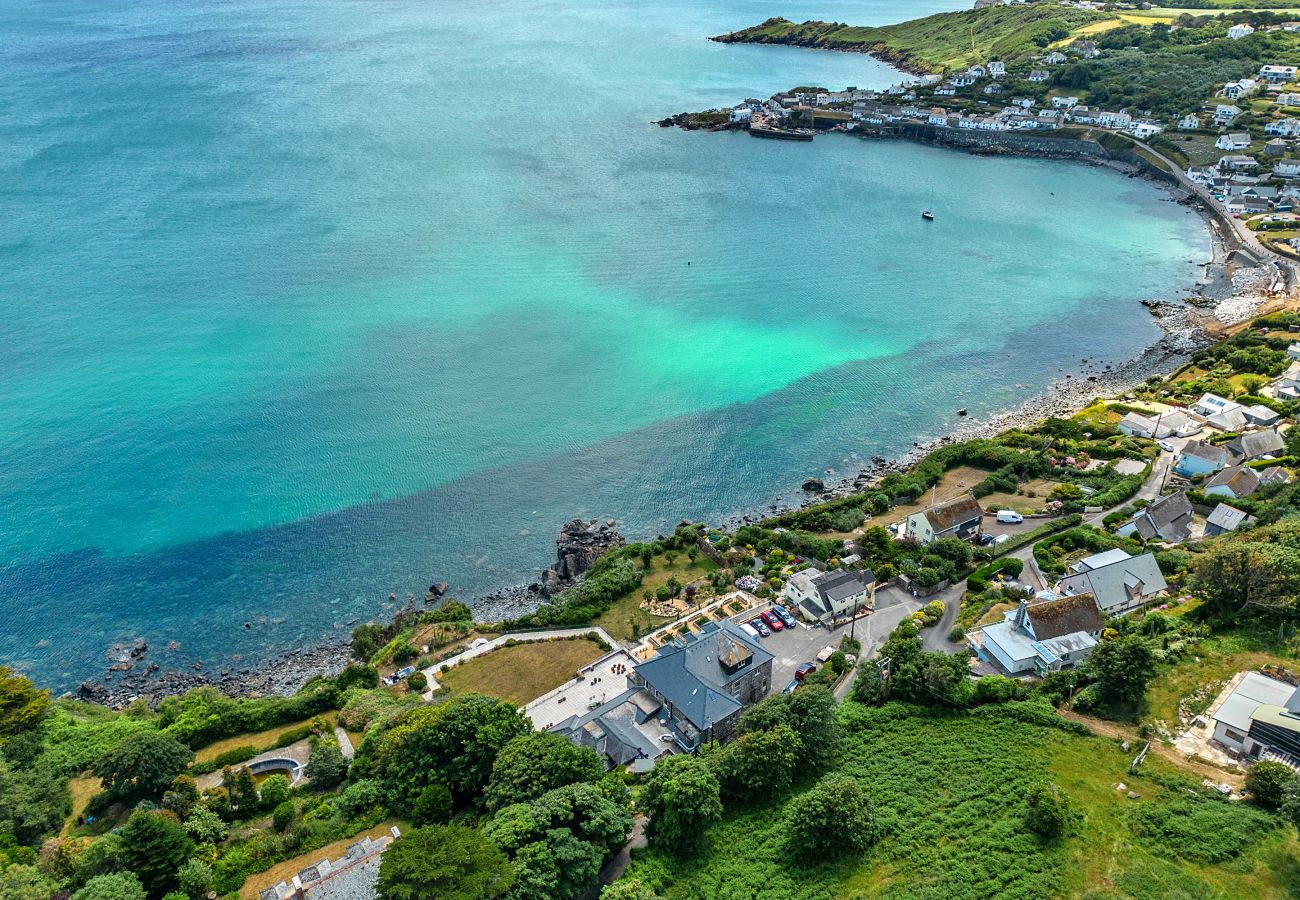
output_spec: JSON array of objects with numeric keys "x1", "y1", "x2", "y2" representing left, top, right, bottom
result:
[
  {"x1": 1205, "y1": 465, "x2": 1260, "y2": 497},
  {"x1": 1206, "y1": 503, "x2": 1253, "y2": 533},
  {"x1": 633, "y1": 621, "x2": 771, "y2": 733},
  {"x1": 1179, "y1": 440, "x2": 1236, "y2": 466},
  {"x1": 1228, "y1": 429, "x2": 1286, "y2": 461},
  {"x1": 1059, "y1": 551, "x2": 1167, "y2": 613},
  {"x1": 1125, "y1": 491, "x2": 1193, "y2": 542}
]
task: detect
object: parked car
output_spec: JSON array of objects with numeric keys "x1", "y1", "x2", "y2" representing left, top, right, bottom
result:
[
  {"x1": 394, "y1": 666, "x2": 416, "y2": 680},
  {"x1": 993, "y1": 533, "x2": 1010, "y2": 545},
  {"x1": 774, "y1": 605, "x2": 798, "y2": 629},
  {"x1": 995, "y1": 510, "x2": 1023, "y2": 524},
  {"x1": 760, "y1": 610, "x2": 784, "y2": 631},
  {"x1": 740, "y1": 623, "x2": 762, "y2": 641},
  {"x1": 1158, "y1": 439, "x2": 1176, "y2": 453},
  {"x1": 782, "y1": 678, "x2": 801, "y2": 694},
  {"x1": 977, "y1": 533, "x2": 996, "y2": 546},
  {"x1": 794, "y1": 662, "x2": 817, "y2": 680},
  {"x1": 752, "y1": 619, "x2": 771, "y2": 637}
]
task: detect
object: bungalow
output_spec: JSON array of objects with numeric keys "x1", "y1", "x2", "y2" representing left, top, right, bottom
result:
[
  {"x1": 1052, "y1": 95, "x2": 1080, "y2": 109},
  {"x1": 1058, "y1": 549, "x2": 1168, "y2": 616},
  {"x1": 1174, "y1": 440, "x2": 1239, "y2": 477},
  {"x1": 1266, "y1": 118, "x2": 1300, "y2": 136},
  {"x1": 904, "y1": 495, "x2": 984, "y2": 544},
  {"x1": 968, "y1": 64, "x2": 987, "y2": 78},
  {"x1": 1228, "y1": 22, "x2": 1255, "y2": 39},
  {"x1": 1012, "y1": 96, "x2": 1035, "y2": 109},
  {"x1": 1028, "y1": 70, "x2": 1050, "y2": 82},
  {"x1": 627, "y1": 620, "x2": 773, "y2": 749},
  {"x1": 1204, "y1": 503, "x2": 1256, "y2": 537},
  {"x1": 1186, "y1": 165, "x2": 1218, "y2": 185},
  {"x1": 1228, "y1": 195, "x2": 1272, "y2": 216},
  {"x1": 1194, "y1": 392, "x2": 1243, "y2": 418},
  {"x1": 1204, "y1": 465, "x2": 1261, "y2": 499},
  {"x1": 1209, "y1": 671, "x2": 1300, "y2": 759},
  {"x1": 1118, "y1": 411, "x2": 1174, "y2": 439},
  {"x1": 1116, "y1": 490, "x2": 1194, "y2": 543},
  {"x1": 1227, "y1": 428, "x2": 1287, "y2": 461},
  {"x1": 783, "y1": 568, "x2": 877, "y2": 627},
  {"x1": 1280, "y1": 92, "x2": 1300, "y2": 107},
  {"x1": 971, "y1": 594, "x2": 1105, "y2": 676},
  {"x1": 730, "y1": 106, "x2": 753, "y2": 123},
  {"x1": 1243, "y1": 403, "x2": 1281, "y2": 427},
  {"x1": 1044, "y1": 51, "x2": 1067, "y2": 65},
  {"x1": 1215, "y1": 106, "x2": 1244, "y2": 127},
  {"x1": 1260, "y1": 466, "x2": 1292, "y2": 487},
  {"x1": 1219, "y1": 154, "x2": 1257, "y2": 171},
  {"x1": 1216, "y1": 132, "x2": 1251, "y2": 151},
  {"x1": 1179, "y1": 113, "x2": 1201, "y2": 130},
  {"x1": 1222, "y1": 78, "x2": 1259, "y2": 100},
  {"x1": 1259, "y1": 64, "x2": 1298, "y2": 83},
  {"x1": 934, "y1": 85, "x2": 957, "y2": 96},
  {"x1": 1158, "y1": 410, "x2": 1203, "y2": 437},
  {"x1": 1289, "y1": 340, "x2": 1300, "y2": 359}
]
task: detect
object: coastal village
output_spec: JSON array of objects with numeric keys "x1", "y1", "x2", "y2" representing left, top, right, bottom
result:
[
  {"x1": 699, "y1": 12, "x2": 1300, "y2": 262},
  {"x1": 11, "y1": 5, "x2": 1300, "y2": 900}
]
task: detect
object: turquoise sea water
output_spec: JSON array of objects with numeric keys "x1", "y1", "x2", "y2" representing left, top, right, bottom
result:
[{"x1": 1, "y1": 0, "x2": 1210, "y2": 688}]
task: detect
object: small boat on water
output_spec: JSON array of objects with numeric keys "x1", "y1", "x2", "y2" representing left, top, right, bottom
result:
[{"x1": 921, "y1": 210, "x2": 935, "y2": 221}]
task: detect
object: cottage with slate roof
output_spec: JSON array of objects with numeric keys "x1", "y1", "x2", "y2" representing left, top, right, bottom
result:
[
  {"x1": 782, "y1": 568, "x2": 876, "y2": 627},
  {"x1": 904, "y1": 495, "x2": 983, "y2": 544},
  {"x1": 1227, "y1": 428, "x2": 1286, "y2": 462},
  {"x1": 1174, "y1": 440, "x2": 1239, "y2": 478},
  {"x1": 970, "y1": 593, "x2": 1105, "y2": 675},
  {"x1": 1116, "y1": 491, "x2": 1194, "y2": 543},
  {"x1": 628, "y1": 620, "x2": 772, "y2": 749},
  {"x1": 1205, "y1": 465, "x2": 1261, "y2": 499},
  {"x1": 1058, "y1": 549, "x2": 1167, "y2": 616},
  {"x1": 1204, "y1": 503, "x2": 1255, "y2": 537}
]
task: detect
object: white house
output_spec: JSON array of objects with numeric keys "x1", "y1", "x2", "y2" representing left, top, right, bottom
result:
[
  {"x1": 1215, "y1": 104, "x2": 1243, "y2": 126},
  {"x1": 1278, "y1": 92, "x2": 1300, "y2": 107},
  {"x1": 1228, "y1": 23, "x2": 1255, "y2": 40},
  {"x1": 903, "y1": 495, "x2": 983, "y2": 544},
  {"x1": 1216, "y1": 132, "x2": 1251, "y2": 151},
  {"x1": 968, "y1": 64, "x2": 987, "y2": 78},
  {"x1": 927, "y1": 108, "x2": 951, "y2": 126},
  {"x1": 1097, "y1": 110, "x2": 1131, "y2": 128},
  {"x1": 988, "y1": 60, "x2": 1006, "y2": 78},
  {"x1": 1265, "y1": 118, "x2": 1300, "y2": 136},
  {"x1": 730, "y1": 106, "x2": 753, "y2": 123},
  {"x1": 1052, "y1": 95, "x2": 1079, "y2": 109},
  {"x1": 971, "y1": 594, "x2": 1105, "y2": 676},
  {"x1": 1130, "y1": 120, "x2": 1163, "y2": 139},
  {"x1": 1044, "y1": 51, "x2": 1067, "y2": 64},
  {"x1": 952, "y1": 72, "x2": 977, "y2": 87},
  {"x1": 1194, "y1": 392, "x2": 1243, "y2": 418},
  {"x1": 1222, "y1": 78, "x2": 1258, "y2": 100},
  {"x1": 1028, "y1": 70, "x2": 1050, "y2": 82},
  {"x1": 1259, "y1": 64, "x2": 1298, "y2": 83},
  {"x1": 783, "y1": 568, "x2": 877, "y2": 626},
  {"x1": 1179, "y1": 113, "x2": 1200, "y2": 130}
]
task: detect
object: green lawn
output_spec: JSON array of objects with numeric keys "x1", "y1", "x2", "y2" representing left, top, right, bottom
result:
[
  {"x1": 437, "y1": 637, "x2": 605, "y2": 706},
  {"x1": 622, "y1": 702, "x2": 1299, "y2": 898}
]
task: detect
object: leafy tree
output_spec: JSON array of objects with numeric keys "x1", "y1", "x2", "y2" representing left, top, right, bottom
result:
[
  {"x1": 1089, "y1": 635, "x2": 1156, "y2": 707},
  {"x1": 406, "y1": 672, "x2": 428, "y2": 692},
  {"x1": 70, "y1": 832, "x2": 128, "y2": 888},
  {"x1": 412, "y1": 784, "x2": 453, "y2": 826},
  {"x1": 161, "y1": 775, "x2": 199, "y2": 820},
  {"x1": 230, "y1": 766, "x2": 259, "y2": 813},
  {"x1": 706, "y1": 723, "x2": 799, "y2": 802},
  {"x1": 505, "y1": 831, "x2": 603, "y2": 900},
  {"x1": 783, "y1": 773, "x2": 877, "y2": 860},
  {"x1": 484, "y1": 731, "x2": 605, "y2": 812},
  {"x1": 272, "y1": 800, "x2": 295, "y2": 832},
  {"x1": 738, "y1": 684, "x2": 842, "y2": 770},
  {"x1": 0, "y1": 864, "x2": 58, "y2": 900},
  {"x1": 92, "y1": 731, "x2": 194, "y2": 800},
  {"x1": 1245, "y1": 761, "x2": 1296, "y2": 809},
  {"x1": 0, "y1": 755, "x2": 71, "y2": 845},
  {"x1": 1024, "y1": 783, "x2": 1072, "y2": 839},
  {"x1": 182, "y1": 806, "x2": 227, "y2": 844},
  {"x1": 371, "y1": 694, "x2": 528, "y2": 803},
  {"x1": 351, "y1": 623, "x2": 387, "y2": 662},
  {"x1": 259, "y1": 773, "x2": 291, "y2": 810},
  {"x1": 175, "y1": 859, "x2": 213, "y2": 900},
  {"x1": 71, "y1": 871, "x2": 148, "y2": 900},
  {"x1": 377, "y1": 825, "x2": 514, "y2": 900},
  {"x1": 602, "y1": 881, "x2": 663, "y2": 900},
  {"x1": 930, "y1": 537, "x2": 973, "y2": 569},
  {"x1": 305, "y1": 737, "x2": 349, "y2": 789},
  {"x1": 639, "y1": 755, "x2": 722, "y2": 854},
  {"x1": 484, "y1": 782, "x2": 632, "y2": 858},
  {"x1": 0, "y1": 667, "x2": 49, "y2": 737},
  {"x1": 1194, "y1": 534, "x2": 1300, "y2": 619},
  {"x1": 118, "y1": 810, "x2": 193, "y2": 896}
]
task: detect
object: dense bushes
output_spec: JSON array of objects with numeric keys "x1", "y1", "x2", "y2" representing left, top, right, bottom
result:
[
  {"x1": 1129, "y1": 795, "x2": 1279, "y2": 863},
  {"x1": 508, "y1": 557, "x2": 643, "y2": 629},
  {"x1": 966, "y1": 556, "x2": 1023, "y2": 593},
  {"x1": 157, "y1": 683, "x2": 341, "y2": 750}
]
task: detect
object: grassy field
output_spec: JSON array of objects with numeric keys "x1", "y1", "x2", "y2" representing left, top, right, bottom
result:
[
  {"x1": 623, "y1": 702, "x2": 1299, "y2": 898},
  {"x1": 237, "y1": 821, "x2": 402, "y2": 899},
  {"x1": 880, "y1": 465, "x2": 1061, "y2": 527},
  {"x1": 437, "y1": 637, "x2": 606, "y2": 706},
  {"x1": 193, "y1": 712, "x2": 337, "y2": 763},
  {"x1": 1049, "y1": 17, "x2": 1125, "y2": 47},
  {"x1": 594, "y1": 554, "x2": 719, "y2": 641},
  {"x1": 714, "y1": 6, "x2": 1107, "y2": 72}
]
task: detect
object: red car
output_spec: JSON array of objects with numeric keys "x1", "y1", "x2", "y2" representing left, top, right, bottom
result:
[
  {"x1": 794, "y1": 662, "x2": 817, "y2": 680},
  {"x1": 759, "y1": 610, "x2": 784, "y2": 631}
]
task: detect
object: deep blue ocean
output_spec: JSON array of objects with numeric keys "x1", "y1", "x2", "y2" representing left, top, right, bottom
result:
[{"x1": 0, "y1": 0, "x2": 1210, "y2": 689}]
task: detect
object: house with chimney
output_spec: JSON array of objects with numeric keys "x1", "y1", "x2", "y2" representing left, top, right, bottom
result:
[{"x1": 904, "y1": 495, "x2": 984, "y2": 544}]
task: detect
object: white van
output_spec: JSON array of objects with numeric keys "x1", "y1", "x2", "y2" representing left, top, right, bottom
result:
[
  {"x1": 995, "y1": 510, "x2": 1023, "y2": 524},
  {"x1": 740, "y1": 623, "x2": 762, "y2": 641}
]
